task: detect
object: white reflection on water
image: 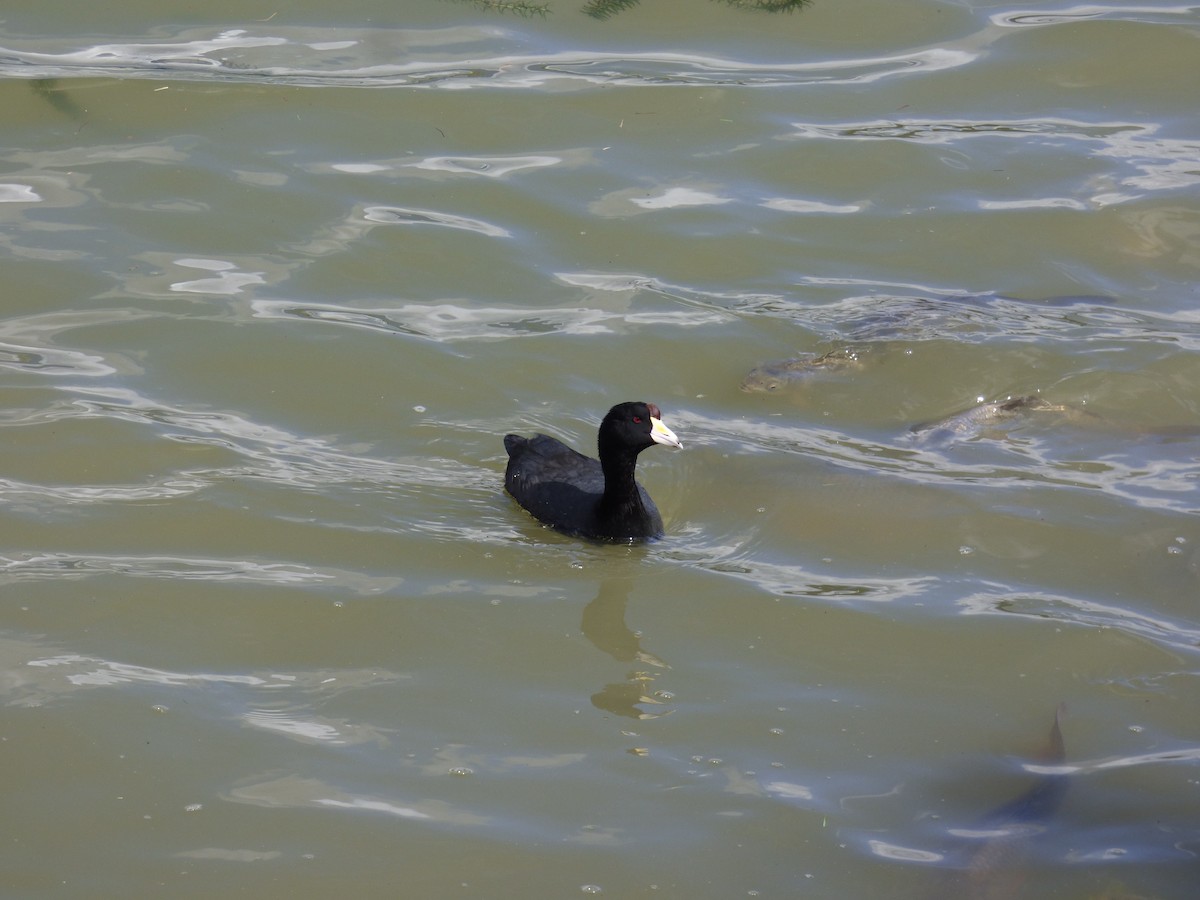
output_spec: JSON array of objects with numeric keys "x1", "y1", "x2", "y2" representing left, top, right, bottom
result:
[
  {"x1": 400, "y1": 154, "x2": 562, "y2": 177},
  {"x1": 168, "y1": 258, "x2": 266, "y2": 295},
  {"x1": 28, "y1": 654, "x2": 286, "y2": 687},
  {"x1": 558, "y1": 271, "x2": 1200, "y2": 348},
  {"x1": 0, "y1": 552, "x2": 401, "y2": 593},
  {"x1": 63, "y1": 384, "x2": 489, "y2": 492},
  {"x1": 316, "y1": 797, "x2": 432, "y2": 819},
  {"x1": 416, "y1": 744, "x2": 586, "y2": 777},
  {"x1": 0, "y1": 377, "x2": 520, "y2": 544},
  {"x1": 7, "y1": 139, "x2": 192, "y2": 171},
  {"x1": 242, "y1": 708, "x2": 388, "y2": 746},
  {"x1": 0, "y1": 475, "x2": 206, "y2": 503},
  {"x1": 979, "y1": 197, "x2": 1091, "y2": 210},
  {"x1": 785, "y1": 118, "x2": 1200, "y2": 200},
  {"x1": 630, "y1": 187, "x2": 734, "y2": 210},
  {"x1": 251, "y1": 298, "x2": 728, "y2": 340},
  {"x1": 317, "y1": 149, "x2": 583, "y2": 180},
  {"x1": 0, "y1": 341, "x2": 115, "y2": 377},
  {"x1": 0, "y1": 183, "x2": 41, "y2": 202},
  {"x1": 763, "y1": 780, "x2": 815, "y2": 801},
  {"x1": 591, "y1": 185, "x2": 862, "y2": 218},
  {"x1": 360, "y1": 205, "x2": 511, "y2": 238},
  {"x1": 993, "y1": 4, "x2": 1198, "y2": 27},
  {"x1": 1085, "y1": 745, "x2": 1200, "y2": 771},
  {"x1": 0, "y1": 28, "x2": 285, "y2": 69},
  {"x1": 867, "y1": 839, "x2": 944, "y2": 863},
  {"x1": 956, "y1": 590, "x2": 1200, "y2": 653},
  {"x1": 760, "y1": 197, "x2": 863, "y2": 214},
  {"x1": 227, "y1": 774, "x2": 489, "y2": 825},
  {"x1": 683, "y1": 410, "x2": 1200, "y2": 515},
  {"x1": 663, "y1": 541, "x2": 939, "y2": 603},
  {"x1": 5, "y1": 642, "x2": 411, "y2": 712},
  {"x1": 0, "y1": 30, "x2": 974, "y2": 88},
  {"x1": 174, "y1": 848, "x2": 282, "y2": 862},
  {"x1": 0, "y1": 309, "x2": 149, "y2": 377}
]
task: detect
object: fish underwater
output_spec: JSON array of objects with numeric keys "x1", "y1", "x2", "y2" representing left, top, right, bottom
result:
[
  {"x1": 942, "y1": 704, "x2": 1070, "y2": 900},
  {"x1": 908, "y1": 396, "x2": 1087, "y2": 445},
  {"x1": 740, "y1": 347, "x2": 867, "y2": 393}
]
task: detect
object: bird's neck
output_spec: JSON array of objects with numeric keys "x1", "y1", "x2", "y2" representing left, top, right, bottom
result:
[{"x1": 598, "y1": 447, "x2": 646, "y2": 520}]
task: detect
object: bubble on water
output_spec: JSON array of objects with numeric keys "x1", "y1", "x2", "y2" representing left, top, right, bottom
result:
[
  {"x1": 581, "y1": 885, "x2": 603, "y2": 894},
  {"x1": 413, "y1": 405, "x2": 426, "y2": 412}
]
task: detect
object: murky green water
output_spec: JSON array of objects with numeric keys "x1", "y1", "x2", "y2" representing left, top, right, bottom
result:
[{"x1": 2, "y1": 1, "x2": 1198, "y2": 897}]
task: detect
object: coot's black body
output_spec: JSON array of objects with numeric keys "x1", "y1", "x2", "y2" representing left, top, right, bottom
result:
[{"x1": 503, "y1": 401, "x2": 681, "y2": 541}]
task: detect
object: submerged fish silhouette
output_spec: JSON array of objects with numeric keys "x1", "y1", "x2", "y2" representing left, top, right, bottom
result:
[
  {"x1": 740, "y1": 346, "x2": 867, "y2": 393},
  {"x1": 909, "y1": 396, "x2": 1091, "y2": 445},
  {"x1": 951, "y1": 704, "x2": 1069, "y2": 900}
]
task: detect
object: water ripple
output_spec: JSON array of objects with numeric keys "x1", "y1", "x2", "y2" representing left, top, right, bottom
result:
[
  {"x1": 661, "y1": 536, "x2": 940, "y2": 603},
  {"x1": 251, "y1": 298, "x2": 728, "y2": 340},
  {"x1": 0, "y1": 29, "x2": 973, "y2": 89},
  {"x1": 360, "y1": 205, "x2": 511, "y2": 237},
  {"x1": 227, "y1": 774, "x2": 489, "y2": 826},
  {"x1": 0, "y1": 341, "x2": 115, "y2": 376},
  {"x1": 63, "y1": 384, "x2": 487, "y2": 492},
  {"x1": 956, "y1": 590, "x2": 1200, "y2": 653},
  {"x1": 992, "y1": 3, "x2": 1199, "y2": 28},
  {"x1": 0, "y1": 552, "x2": 347, "y2": 586},
  {"x1": 683, "y1": 410, "x2": 1200, "y2": 515},
  {"x1": 784, "y1": 118, "x2": 1200, "y2": 198},
  {"x1": 0, "y1": 475, "x2": 206, "y2": 504},
  {"x1": 0, "y1": 309, "x2": 149, "y2": 377},
  {"x1": 396, "y1": 154, "x2": 564, "y2": 178},
  {"x1": 241, "y1": 708, "x2": 390, "y2": 746}
]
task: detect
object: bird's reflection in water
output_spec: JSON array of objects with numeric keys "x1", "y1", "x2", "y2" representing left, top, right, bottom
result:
[{"x1": 581, "y1": 576, "x2": 673, "y2": 720}]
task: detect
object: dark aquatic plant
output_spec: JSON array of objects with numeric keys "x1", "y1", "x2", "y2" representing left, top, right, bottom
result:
[
  {"x1": 454, "y1": 0, "x2": 551, "y2": 16},
  {"x1": 581, "y1": 0, "x2": 641, "y2": 19},
  {"x1": 718, "y1": 0, "x2": 811, "y2": 11},
  {"x1": 452, "y1": 0, "x2": 812, "y2": 19},
  {"x1": 30, "y1": 79, "x2": 88, "y2": 122},
  {"x1": 586, "y1": 0, "x2": 812, "y2": 16}
]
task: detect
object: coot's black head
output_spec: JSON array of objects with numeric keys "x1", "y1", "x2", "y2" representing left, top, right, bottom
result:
[{"x1": 598, "y1": 402, "x2": 682, "y2": 455}]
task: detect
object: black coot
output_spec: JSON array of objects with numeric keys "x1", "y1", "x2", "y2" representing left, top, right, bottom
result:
[{"x1": 504, "y1": 401, "x2": 682, "y2": 541}]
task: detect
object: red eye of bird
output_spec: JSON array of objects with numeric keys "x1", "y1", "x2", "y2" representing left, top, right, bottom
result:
[{"x1": 633, "y1": 416, "x2": 642, "y2": 423}]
